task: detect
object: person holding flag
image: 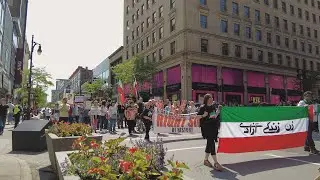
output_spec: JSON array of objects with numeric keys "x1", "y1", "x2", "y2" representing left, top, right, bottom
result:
[{"x1": 297, "y1": 91, "x2": 319, "y2": 154}]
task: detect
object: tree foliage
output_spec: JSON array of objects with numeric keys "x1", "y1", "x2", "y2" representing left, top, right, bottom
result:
[
  {"x1": 16, "y1": 67, "x2": 54, "y2": 107},
  {"x1": 112, "y1": 56, "x2": 157, "y2": 84},
  {"x1": 82, "y1": 79, "x2": 113, "y2": 99}
]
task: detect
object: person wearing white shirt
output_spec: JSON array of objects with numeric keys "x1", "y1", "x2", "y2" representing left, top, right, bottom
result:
[
  {"x1": 89, "y1": 100, "x2": 101, "y2": 133},
  {"x1": 99, "y1": 100, "x2": 108, "y2": 131},
  {"x1": 297, "y1": 91, "x2": 319, "y2": 154}
]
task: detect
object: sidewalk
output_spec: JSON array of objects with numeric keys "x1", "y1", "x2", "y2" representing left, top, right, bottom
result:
[{"x1": 0, "y1": 155, "x2": 32, "y2": 180}]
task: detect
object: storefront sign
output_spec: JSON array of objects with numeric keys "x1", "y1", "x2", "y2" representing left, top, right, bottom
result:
[
  {"x1": 250, "y1": 96, "x2": 264, "y2": 103},
  {"x1": 192, "y1": 82, "x2": 217, "y2": 91},
  {"x1": 152, "y1": 112, "x2": 201, "y2": 134}
]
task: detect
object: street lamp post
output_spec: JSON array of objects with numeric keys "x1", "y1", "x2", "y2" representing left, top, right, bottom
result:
[{"x1": 26, "y1": 35, "x2": 42, "y2": 120}]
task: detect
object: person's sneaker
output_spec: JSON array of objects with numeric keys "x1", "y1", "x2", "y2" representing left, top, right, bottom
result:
[
  {"x1": 310, "y1": 148, "x2": 320, "y2": 154},
  {"x1": 304, "y1": 146, "x2": 310, "y2": 152}
]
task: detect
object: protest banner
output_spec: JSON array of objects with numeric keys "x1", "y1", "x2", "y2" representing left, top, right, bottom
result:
[
  {"x1": 152, "y1": 111, "x2": 201, "y2": 134},
  {"x1": 218, "y1": 106, "x2": 308, "y2": 153}
]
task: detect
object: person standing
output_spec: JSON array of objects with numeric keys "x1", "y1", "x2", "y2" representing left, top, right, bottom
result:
[
  {"x1": 89, "y1": 100, "x2": 100, "y2": 133},
  {"x1": 125, "y1": 101, "x2": 138, "y2": 136},
  {"x1": 297, "y1": 91, "x2": 319, "y2": 154},
  {"x1": 108, "y1": 102, "x2": 117, "y2": 134},
  {"x1": 0, "y1": 98, "x2": 9, "y2": 135},
  {"x1": 99, "y1": 100, "x2": 108, "y2": 132},
  {"x1": 45, "y1": 108, "x2": 51, "y2": 120},
  {"x1": 73, "y1": 104, "x2": 80, "y2": 123},
  {"x1": 117, "y1": 103, "x2": 125, "y2": 129},
  {"x1": 59, "y1": 98, "x2": 70, "y2": 122},
  {"x1": 13, "y1": 103, "x2": 22, "y2": 128},
  {"x1": 141, "y1": 102, "x2": 153, "y2": 141},
  {"x1": 197, "y1": 94, "x2": 223, "y2": 171},
  {"x1": 7, "y1": 101, "x2": 14, "y2": 125}
]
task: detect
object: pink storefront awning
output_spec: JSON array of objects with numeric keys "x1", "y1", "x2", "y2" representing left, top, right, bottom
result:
[
  {"x1": 167, "y1": 65, "x2": 181, "y2": 85},
  {"x1": 268, "y1": 74, "x2": 284, "y2": 89},
  {"x1": 222, "y1": 68, "x2": 243, "y2": 86},
  {"x1": 247, "y1": 71, "x2": 265, "y2": 87},
  {"x1": 192, "y1": 64, "x2": 217, "y2": 83}
]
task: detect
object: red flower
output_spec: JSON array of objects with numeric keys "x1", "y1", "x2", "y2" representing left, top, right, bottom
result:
[
  {"x1": 119, "y1": 160, "x2": 133, "y2": 173},
  {"x1": 146, "y1": 154, "x2": 151, "y2": 161},
  {"x1": 100, "y1": 156, "x2": 107, "y2": 162},
  {"x1": 129, "y1": 147, "x2": 138, "y2": 154},
  {"x1": 90, "y1": 141, "x2": 99, "y2": 149}
]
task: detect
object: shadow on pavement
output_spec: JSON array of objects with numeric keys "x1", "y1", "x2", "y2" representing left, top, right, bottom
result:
[
  {"x1": 223, "y1": 156, "x2": 316, "y2": 176},
  {"x1": 7, "y1": 150, "x2": 47, "y2": 155},
  {"x1": 211, "y1": 168, "x2": 238, "y2": 180},
  {"x1": 38, "y1": 165, "x2": 57, "y2": 180}
]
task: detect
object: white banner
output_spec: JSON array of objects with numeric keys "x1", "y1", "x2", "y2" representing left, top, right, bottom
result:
[{"x1": 152, "y1": 110, "x2": 201, "y2": 134}]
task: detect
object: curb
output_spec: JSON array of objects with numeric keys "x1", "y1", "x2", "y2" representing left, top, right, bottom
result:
[{"x1": 2, "y1": 155, "x2": 33, "y2": 180}]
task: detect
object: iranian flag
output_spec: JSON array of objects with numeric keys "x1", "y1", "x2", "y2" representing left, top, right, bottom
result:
[
  {"x1": 117, "y1": 80, "x2": 125, "y2": 104},
  {"x1": 218, "y1": 107, "x2": 309, "y2": 153}
]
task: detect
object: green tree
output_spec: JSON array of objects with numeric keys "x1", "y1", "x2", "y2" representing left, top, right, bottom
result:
[
  {"x1": 16, "y1": 67, "x2": 54, "y2": 107},
  {"x1": 112, "y1": 56, "x2": 157, "y2": 84}
]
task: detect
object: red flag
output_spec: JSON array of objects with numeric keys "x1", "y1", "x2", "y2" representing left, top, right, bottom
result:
[
  {"x1": 308, "y1": 105, "x2": 315, "y2": 122},
  {"x1": 117, "y1": 80, "x2": 125, "y2": 104}
]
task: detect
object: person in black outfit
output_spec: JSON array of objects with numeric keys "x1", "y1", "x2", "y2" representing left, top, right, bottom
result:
[
  {"x1": 142, "y1": 102, "x2": 153, "y2": 141},
  {"x1": 0, "y1": 98, "x2": 9, "y2": 135},
  {"x1": 197, "y1": 94, "x2": 223, "y2": 171},
  {"x1": 117, "y1": 104, "x2": 125, "y2": 128}
]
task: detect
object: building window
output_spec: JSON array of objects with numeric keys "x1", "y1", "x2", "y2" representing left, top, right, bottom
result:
[
  {"x1": 126, "y1": 51, "x2": 129, "y2": 59},
  {"x1": 136, "y1": 26, "x2": 140, "y2": 37},
  {"x1": 264, "y1": 0, "x2": 269, "y2": 5},
  {"x1": 310, "y1": 61, "x2": 314, "y2": 71},
  {"x1": 265, "y1": 13, "x2": 270, "y2": 24},
  {"x1": 159, "y1": 6, "x2": 163, "y2": 18},
  {"x1": 301, "y1": 42, "x2": 305, "y2": 52},
  {"x1": 126, "y1": 36, "x2": 129, "y2": 45},
  {"x1": 303, "y1": 59, "x2": 307, "y2": 69},
  {"x1": 234, "y1": 23, "x2": 240, "y2": 36},
  {"x1": 245, "y1": 27, "x2": 251, "y2": 39},
  {"x1": 146, "y1": 55, "x2": 150, "y2": 62},
  {"x1": 247, "y1": 48, "x2": 253, "y2": 59},
  {"x1": 285, "y1": 38, "x2": 289, "y2": 48},
  {"x1": 200, "y1": 0, "x2": 207, "y2": 5},
  {"x1": 221, "y1": 20, "x2": 228, "y2": 33},
  {"x1": 200, "y1": 15, "x2": 208, "y2": 28},
  {"x1": 268, "y1": 52, "x2": 273, "y2": 63},
  {"x1": 255, "y1": 10, "x2": 260, "y2": 22},
  {"x1": 312, "y1": 0, "x2": 315, "y2": 6},
  {"x1": 318, "y1": 1, "x2": 320, "y2": 9},
  {"x1": 201, "y1": 39, "x2": 208, "y2": 53},
  {"x1": 290, "y1": 5, "x2": 294, "y2": 15},
  {"x1": 244, "y1": 6, "x2": 250, "y2": 18},
  {"x1": 316, "y1": 46, "x2": 319, "y2": 55},
  {"x1": 221, "y1": 0, "x2": 227, "y2": 12},
  {"x1": 152, "y1": 12, "x2": 157, "y2": 23},
  {"x1": 152, "y1": 51, "x2": 157, "y2": 62},
  {"x1": 126, "y1": 20, "x2": 130, "y2": 28},
  {"x1": 222, "y1": 43, "x2": 229, "y2": 55},
  {"x1": 147, "y1": 36, "x2": 150, "y2": 47},
  {"x1": 232, "y1": 2, "x2": 239, "y2": 15},
  {"x1": 170, "y1": 41, "x2": 176, "y2": 55},
  {"x1": 298, "y1": 8, "x2": 302, "y2": 18},
  {"x1": 146, "y1": 0, "x2": 150, "y2": 9},
  {"x1": 170, "y1": 18, "x2": 176, "y2": 32},
  {"x1": 293, "y1": 39, "x2": 297, "y2": 49},
  {"x1": 295, "y1": 58, "x2": 299, "y2": 68},
  {"x1": 235, "y1": 45, "x2": 241, "y2": 57},
  {"x1": 141, "y1": 22, "x2": 145, "y2": 32},
  {"x1": 313, "y1": 13, "x2": 317, "y2": 23},
  {"x1": 267, "y1": 32, "x2": 272, "y2": 43},
  {"x1": 315, "y1": 30, "x2": 318, "y2": 39},
  {"x1": 159, "y1": 27, "x2": 164, "y2": 39},
  {"x1": 276, "y1": 35, "x2": 280, "y2": 45},
  {"x1": 132, "y1": 46, "x2": 135, "y2": 56},
  {"x1": 256, "y1": 30, "x2": 262, "y2": 41},
  {"x1": 170, "y1": 0, "x2": 176, "y2": 9},
  {"x1": 299, "y1": 25, "x2": 304, "y2": 35},
  {"x1": 308, "y1": 44, "x2": 312, "y2": 53},
  {"x1": 141, "y1": 40, "x2": 144, "y2": 50},
  {"x1": 287, "y1": 56, "x2": 292, "y2": 67},
  {"x1": 283, "y1": 19, "x2": 288, "y2": 30},
  {"x1": 292, "y1": 22, "x2": 296, "y2": 33},
  {"x1": 159, "y1": 48, "x2": 164, "y2": 60},
  {"x1": 141, "y1": 4, "x2": 145, "y2": 15},
  {"x1": 132, "y1": 31, "x2": 135, "y2": 40},
  {"x1": 132, "y1": 14, "x2": 136, "y2": 23},
  {"x1": 126, "y1": 6, "x2": 130, "y2": 14},
  {"x1": 273, "y1": 0, "x2": 278, "y2": 8},
  {"x1": 282, "y1": 2, "x2": 286, "y2": 13},
  {"x1": 307, "y1": 27, "x2": 311, "y2": 37},
  {"x1": 152, "y1": 0, "x2": 156, "y2": 4},
  {"x1": 305, "y1": 0, "x2": 308, "y2": 5},
  {"x1": 305, "y1": 11, "x2": 309, "y2": 21},
  {"x1": 152, "y1": 32, "x2": 156, "y2": 43},
  {"x1": 137, "y1": 9, "x2": 140, "y2": 19},
  {"x1": 277, "y1": 54, "x2": 283, "y2": 65},
  {"x1": 147, "y1": 17, "x2": 151, "y2": 28},
  {"x1": 136, "y1": 43, "x2": 140, "y2": 53},
  {"x1": 274, "y1": 16, "x2": 279, "y2": 28},
  {"x1": 258, "y1": 50, "x2": 263, "y2": 61}
]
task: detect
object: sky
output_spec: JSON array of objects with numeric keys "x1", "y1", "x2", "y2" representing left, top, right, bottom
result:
[{"x1": 26, "y1": 0, "x2": 124, "y2": 102}]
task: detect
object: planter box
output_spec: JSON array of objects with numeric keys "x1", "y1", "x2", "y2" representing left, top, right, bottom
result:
[
  {"x1": 46, "y1": 131, "x2": 102, "y2": 172},
  {"x1": 56, "y1": 151, "x2": 81, "y2": 180}
]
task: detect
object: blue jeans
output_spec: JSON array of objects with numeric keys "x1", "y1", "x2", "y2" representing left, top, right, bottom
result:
[
  {"x1": 109, "y1": 118, "x2": 116, "y2": 132},
  {"x1": 0, "y1": 116, "x2": 5, "y2": 132}
]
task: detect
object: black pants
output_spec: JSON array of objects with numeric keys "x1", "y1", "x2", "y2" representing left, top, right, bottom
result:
[
  {"x1": 127, "y1": 120, "x2": 135, "y2": 134},
  {"x1": 74, "y1": 116, "x2": 79, "y2": 123},
  {"x1": 205, "y1": 138, "x2": 216, "y2": 155},
  {"x1": 305, "y1": 121, "x2": 315, "y2": 148},
  {"x1": 14, "y1": 114, "x2": 20, "y2": 128},
  {"x1": 143, "y1": 120, "x2": 152, "y2": 140},
  {"x1": 99, "y1": 115, "x2": 108, "y2": 129}
]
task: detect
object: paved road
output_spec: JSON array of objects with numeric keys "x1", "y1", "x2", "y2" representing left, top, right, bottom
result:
[{"x1": 163, "y1": 138, "x2": 320, "y2": 180}]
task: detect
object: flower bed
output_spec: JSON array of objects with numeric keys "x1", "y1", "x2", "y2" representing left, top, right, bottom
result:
[
  {"x1": 58, "y1": 137, "x2": 188, "y2": 180},
  {"x1": 46, "y1": 122, "x2": 102, "y2": 172}
]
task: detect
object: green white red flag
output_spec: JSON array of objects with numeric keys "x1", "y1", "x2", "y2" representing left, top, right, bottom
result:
[{"x1": 218, "y1": 107, "x2": 308, "y2": 153}]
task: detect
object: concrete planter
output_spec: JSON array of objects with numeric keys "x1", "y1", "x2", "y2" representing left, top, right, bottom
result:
[
  {"x1": 46, "y1": 131, "x2": 102, "y2": 172},
  {"x1": 55, "y1": 151, "x2": 81, "y2": 180}
]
